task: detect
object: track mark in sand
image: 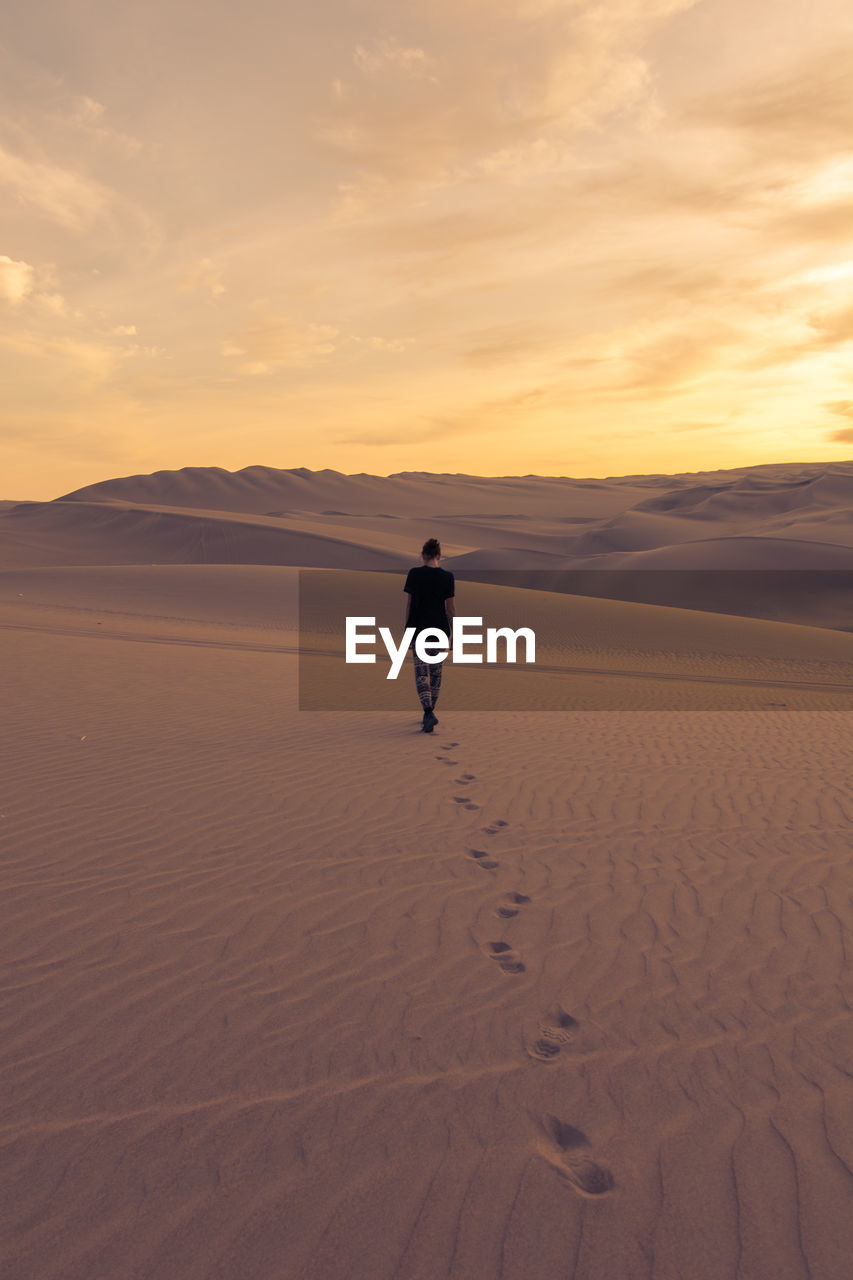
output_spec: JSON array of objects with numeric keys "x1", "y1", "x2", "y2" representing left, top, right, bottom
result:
[
  {"x1": 542, "y1": 1006, "x2": 580, "y2": 1040},
  {"x1": 527, "y1": 1006, "x2": 580, "y2": 1062},
  {"x1": 482, "y1": 819, "x2": 509, "y2": 835},
  {"x1": 544, "y1": 1118, "x2": 615, "y2": 1197},
  {"x1": 496, "y1": 891, "x2": 532, "y2": 919},
  {"x1": 529, "y1": 1038, "x2": 562, "y2": 1061},
  {"x1": 468, "y1": 849, "x2": 499, "y2": 870},
  {"x1": 550, "y1": 1120, "x2": 589, "y2": 1151},
  {"x1": 454, "y1": 776, "x2": 474, "y2": 785},
  {"x1": 453, "y1": 794, "x2": 481, "y2": 810},
  {"x1": 485, "y1": 941, "x2": 526, "y2": 975}
]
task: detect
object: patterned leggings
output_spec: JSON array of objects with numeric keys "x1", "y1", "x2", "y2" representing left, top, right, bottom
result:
[{"x1": 413, "y1": 656, "x2": 444, "y2": 712}]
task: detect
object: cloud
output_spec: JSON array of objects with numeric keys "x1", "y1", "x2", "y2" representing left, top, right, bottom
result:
[
  {"x1": 0, "y1": 255, "x2": 35, "y2": 303},
  {"x1": 317, "y1": 0, "x2": 696, "y2": 184},
  {"x1": 37, "y1": 292, "x2": 68, "y2": 316},
  {"x1": 0, "y1": 331, "x2": 118, "y2": 386},
  {"x1": 339, "y1": 413, "x2": 491, "y2": 446},
  {"x1": 828, "y1": 427, "x2": 853, "y2": 444},
  {"x1": 0, "y1": 256, "x2": 69, "y2": 315},
  {"x1": 353, "y1": 38, "x2": 437, "y2": 81},
  {"x1": 614, "y1": 332, "x2": 719, "y2": 393},
  {"x1": 360, "y1": 205, "x2": 533, "y2": 257},
  {"x1": 807, "y1": 302, "x2": 853, "y2": 348},
  {"x1": 360, "y1": 335, "x2": 414, "y2": 352},
  {"x1": 770, "y1": 259, "x2": 853, "y2": 292},
  {"x1": 577, "y1": 319, "x2": 746, "y2": 397},
  {"x1": 824, "y1": 400, "x2": 853, "y2": 418},
  {"x1": 703, "y1": 48, "x2": 853, "y2": 159},
  {"x1": 461, "y1": 326, "x2": 548, "y2": 366},
  {"x1": 670, "y1": 419, "x2": 730, "y2": 433},
  {"x1": 338, "y1": 382, "x2": 550, "y2": 447},
  {"x1": 180, "y1": 258, "x2": 226, "y2": 298},
  {"x1": 223, "y1": 312, "x2": 339, "y2": 374},
  {"x1": 66, "y1": 94, "x2": 143, "y2": 157},
  {"x1": 0, "y1": 142, "x2": 113, "y2": 230}
]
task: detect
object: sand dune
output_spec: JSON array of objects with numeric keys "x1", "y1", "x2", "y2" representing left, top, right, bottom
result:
[
  {"x1": 0, "y1": 501, "x2": 409, "y2": 572},
  {"x1": 54, "y1": 459, "x2": 853, "y2": 519},
  {"x1": 3, "y1": 464, "x2": 853, "y2": 1279},
  {"x1": 5, "y1": 464, "x2": 853, "y2": 636},
  {"x1": 54, "y1": 465, "x2": 668, "y2": 519}
]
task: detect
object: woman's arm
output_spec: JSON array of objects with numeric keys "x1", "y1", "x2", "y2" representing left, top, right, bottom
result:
[{"x1": 445, "y1": 596, "x2": 456, "y2": 621}]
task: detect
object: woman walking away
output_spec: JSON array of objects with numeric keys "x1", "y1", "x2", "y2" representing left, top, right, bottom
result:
[{"x1": 403, "y1": 539, "x2": 455, "y2": 733}]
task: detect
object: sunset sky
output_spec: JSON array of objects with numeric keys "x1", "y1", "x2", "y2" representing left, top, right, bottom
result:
[{"x1": 2, "y1": 0, "x2": 852, "y2": 497}]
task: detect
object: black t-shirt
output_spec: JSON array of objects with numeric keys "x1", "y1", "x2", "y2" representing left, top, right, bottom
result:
[{"x1": 404, "y1": 565, "x2": 455, "y2": 638}]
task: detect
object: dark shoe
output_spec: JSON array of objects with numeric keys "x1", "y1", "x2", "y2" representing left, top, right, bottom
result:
[{"x1": 424, "y1": 709, "x2": 438, "y2": 731}]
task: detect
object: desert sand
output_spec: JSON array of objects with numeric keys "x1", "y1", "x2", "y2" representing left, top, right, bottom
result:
[{"x1": 2, "y1": 462, "x2": 853, "y2": 1280}]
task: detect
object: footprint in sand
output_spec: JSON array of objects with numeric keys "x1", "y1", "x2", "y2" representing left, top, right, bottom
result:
[
  {"x1": 485, "y1": 941, "x2": 526, "y2": 975},
  {"x1": 495, "y1": 891, "x2": 532, "y2": 919},
  {"x1": 468, "y1": 848, "x2": 499, "y2": 870},
  {"x1": 453, "y1": 795, "x2": 481, "y2": 810},
  {"x1": 454, "y1": 777, "x2": 474, "y2": 786},
  {"x1": 542, "y1": 1118, "x2": 614, "y2": 1197},
  {"x1": 527, "y1": 1005, "x2": 580, "y2": 1062},
  {"x1": 482, "y1": 819, "x2": 509, "y2": 836}
]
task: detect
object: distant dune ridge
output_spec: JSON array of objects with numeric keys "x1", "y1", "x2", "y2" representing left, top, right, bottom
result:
[
  {"x1": 3, "y1": 463, "x2": 853, "y2": 1279},
  {"x1": 4, "y1": 461, "x2": 853, "y2": 564},
  {"x1": 3, "y1": 460, "x2": 853, "y2": 626}
]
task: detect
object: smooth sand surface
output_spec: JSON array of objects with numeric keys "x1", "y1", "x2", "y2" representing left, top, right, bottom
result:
[{"x1": 2, "y1": 464, "x2": 853, "y2": 1279}]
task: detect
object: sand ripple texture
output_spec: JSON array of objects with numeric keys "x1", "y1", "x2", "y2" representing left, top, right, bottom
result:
[{"x1": 1, "y1": 620, "x2": 853, "y2": 1280}]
